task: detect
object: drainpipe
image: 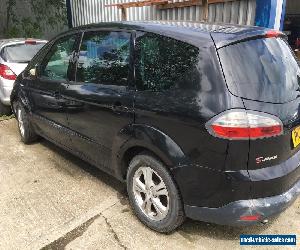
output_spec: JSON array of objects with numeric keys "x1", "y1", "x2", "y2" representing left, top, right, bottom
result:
[{"x1": 255, "y1": 0, "x2": 286, "y2": 30}]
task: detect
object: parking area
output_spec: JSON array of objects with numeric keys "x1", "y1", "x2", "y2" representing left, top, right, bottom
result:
[{"x1": 0, "y1": 118, "x2": 299, "y2": 250}]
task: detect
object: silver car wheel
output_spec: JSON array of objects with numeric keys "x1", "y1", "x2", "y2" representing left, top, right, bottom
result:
[
  {"x1": 17, "y1": 107, "x2": 25, "y2": 137},
  {"x1": 133, "y1": 166, "x2": 170, "y2": 221}
]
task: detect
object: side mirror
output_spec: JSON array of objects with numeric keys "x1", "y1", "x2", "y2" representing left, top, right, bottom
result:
[{"x1": 29, "y1": 68, "x2": 36, "y2": 77}]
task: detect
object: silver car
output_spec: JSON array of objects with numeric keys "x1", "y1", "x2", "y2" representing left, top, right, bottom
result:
[{"x1": 0, "y1": 38, "x2": 47, "y2": 115}]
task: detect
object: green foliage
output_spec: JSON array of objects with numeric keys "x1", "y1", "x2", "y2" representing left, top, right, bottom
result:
[
  {"x1": 0, "y1": 114, "x2": 15, "y2": 121},
  {"x1": 19, "y1": 17, "x2": 43, "y2": 38},
  {"x1": 6, "y1": 25, "x2": 19, "y2": 38},
  {"x1": 5, "y1": 0, "x2": 67, "y2": 38}
]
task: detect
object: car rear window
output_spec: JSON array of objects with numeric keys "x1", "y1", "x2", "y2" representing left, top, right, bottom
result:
[
  {"x1": 1, "y1": 43, "x2": 45, "y2": 63},
  {"x1": 219, "y1": 38, "x2": 300, "y2": 103}
]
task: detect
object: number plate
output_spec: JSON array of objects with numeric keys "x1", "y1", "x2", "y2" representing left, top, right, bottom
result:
[{"x1": 292, "y1": 127, "x2": 300, "y2": 148}]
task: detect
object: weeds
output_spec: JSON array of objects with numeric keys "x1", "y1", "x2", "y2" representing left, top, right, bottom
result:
[{"x1": 0, "y1": 114, "x2": 15, "y2": 121}]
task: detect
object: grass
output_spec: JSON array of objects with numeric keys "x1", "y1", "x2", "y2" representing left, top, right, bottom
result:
[{"x1": 0, "y1": 114, "x2": 15, "y2": 121}]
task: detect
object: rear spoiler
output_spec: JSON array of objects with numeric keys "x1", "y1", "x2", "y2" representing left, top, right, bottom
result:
[{"x1": 211, "y1": 29, "x2": 287, "y2": 49}]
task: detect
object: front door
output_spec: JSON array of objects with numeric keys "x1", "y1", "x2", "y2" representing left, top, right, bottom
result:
[
  {"x1": 26, "y1": 34, "x2": 79, "y2": 148},
  {"x1": 63, "y1": 30, "x2": 134, "y2": 171}
]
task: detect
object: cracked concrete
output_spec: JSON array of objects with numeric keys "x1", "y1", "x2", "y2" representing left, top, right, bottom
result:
[
  {"x1": 101, "y1": 214, "x2": 128, "y2": 250},
  {"x1": 41, "y1": 214, "x2": 101, "y2": 250},
  {"x1": 0, "y1": 119, "x2": 299, "y2": 249}
]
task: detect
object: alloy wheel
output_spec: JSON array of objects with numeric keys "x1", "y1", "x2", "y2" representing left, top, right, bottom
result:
[
  {"x1": 17, "y1": 107, "x2": 25, "y2": 137},
  {"x1": 132, "y1": 166, "x2": 170, "y2": 221}
]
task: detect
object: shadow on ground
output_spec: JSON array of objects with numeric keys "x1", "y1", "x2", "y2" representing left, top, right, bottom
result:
[{"x1": 39, "y1": 138, "x2": 280, "y2": 242}]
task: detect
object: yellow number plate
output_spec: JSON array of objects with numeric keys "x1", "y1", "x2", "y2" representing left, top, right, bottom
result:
[{"x1": 292, "y1": 127, "x2": 300, "y2": 148}]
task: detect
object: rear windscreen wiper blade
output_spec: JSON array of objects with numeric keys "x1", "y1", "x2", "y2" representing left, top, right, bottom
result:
[{"x1": 15, "y1": 60, "x2": 31, "y2": 63}]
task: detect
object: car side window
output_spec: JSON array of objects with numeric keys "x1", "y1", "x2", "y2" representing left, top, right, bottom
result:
[
  {"x1": 135, "y1": 32, "x2": 199, "y2": 91},
  {"x1": 76, "y1": 31, "x2": 131, "y2": 86},
  {"x1": 40, "y1": 35, "x2": 77, "y2": 81}
]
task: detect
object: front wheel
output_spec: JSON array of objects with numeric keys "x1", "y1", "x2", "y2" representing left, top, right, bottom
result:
[
  {"x1": 127, "y1": 153, "x2": 185, "y2": 233},
  {"x1": 15, "y1": 102, "x2": 38, "y2": 144}
]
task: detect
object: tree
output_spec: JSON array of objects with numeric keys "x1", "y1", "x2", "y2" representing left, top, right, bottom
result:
[
  {"x1": 4, "y1": 0, "x2": 67, "y2": 38},
  {"x1": 5, "y1": 0, "x2": 18, "y2": 37}
]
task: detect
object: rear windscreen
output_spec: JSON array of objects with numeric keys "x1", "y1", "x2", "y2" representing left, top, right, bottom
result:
[
  {"x1": 1, "y1": 43, "x2": 45, "y2": 63},
  {"x1": 219, "y1": 38, "x2": 300, "y2": 103}
]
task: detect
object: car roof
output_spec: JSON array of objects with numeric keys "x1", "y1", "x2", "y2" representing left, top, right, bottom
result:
[{"x1": 64, "y1": 20, "x2": 271, "y2": 48}]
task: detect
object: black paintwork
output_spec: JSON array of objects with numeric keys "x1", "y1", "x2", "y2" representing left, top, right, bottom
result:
[
  {"x1": 185, "y1": 179, "x2": 300, "y2": 226},
  {"x1": 11, "y1": 21, "x2": 300, "y2": 226}
]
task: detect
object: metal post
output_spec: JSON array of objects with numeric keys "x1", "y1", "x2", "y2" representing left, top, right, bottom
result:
[
  {"x1": 121, "y1": 7, "x2": 127, "y2": 21},
  {"x1": 66, "y1": 0, "x2": 73, "y2": 28},
  {"x1": 202, "y1": 0, "x2": 209, "y2": 21},
  {"x1": 255, "y1": 0, "x2": 286, "y2": 30}
]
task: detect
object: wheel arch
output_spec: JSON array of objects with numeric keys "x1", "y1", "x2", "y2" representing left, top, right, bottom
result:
[
  {"x1": 113, "y1": 124, "x2": 188, "y2": 181},
  {"x1": 11, "y1": 87, "x2": 30, "y2": 115}
]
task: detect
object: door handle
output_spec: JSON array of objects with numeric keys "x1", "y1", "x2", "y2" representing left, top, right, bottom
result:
[
  {"x1": 112, "y1": 102, "x2": 129, "y2": 113},
  {"x1": 54, "y1": 91, "x2": 60, "y2": 99}
]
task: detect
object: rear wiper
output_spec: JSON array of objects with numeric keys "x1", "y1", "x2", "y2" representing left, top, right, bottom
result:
[{"x1": 15, "y1": 60, "x2": 30, "y2": 63}]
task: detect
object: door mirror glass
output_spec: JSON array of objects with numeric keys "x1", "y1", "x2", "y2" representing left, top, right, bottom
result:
[{"x1": 29, "y1": 68, "x2": 36, "y2": 77}]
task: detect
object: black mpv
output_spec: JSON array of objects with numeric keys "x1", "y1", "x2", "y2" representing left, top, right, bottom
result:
[{"x1": 11, "y1": 21, "x2": 300, "y2": 233}]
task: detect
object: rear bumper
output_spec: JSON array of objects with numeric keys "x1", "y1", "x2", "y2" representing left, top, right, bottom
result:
[
  {"x1": 185, "y1": 179, "x2": 300, "y2": 226},
  {"x1": 0, "y1": 78, "x2": 14, "y2": 105}
]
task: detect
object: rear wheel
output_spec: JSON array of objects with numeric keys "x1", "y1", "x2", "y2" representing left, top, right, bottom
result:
[
  {"x1": 127, "y1": 153, "x2": 185, "y2": 233},
  {"x1": 0, "y1": 101, "x2": 11, "y2": 116},
  {"x1": 16, "y1": 102, "x2": 38, "y2": 144}
]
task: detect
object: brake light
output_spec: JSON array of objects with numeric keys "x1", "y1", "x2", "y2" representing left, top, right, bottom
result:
[
  {"x1": 0, "y1": 64, "x2": 16, "y2": 80},
  {"x1": 265, "y1": 30, "x2": 282, "y2": 38},
  {"x1": 25, "y1": 40, "x2": 37, "y2": 45},
  {"x1": 206, "y1": 110, "x2": 283, "y2": 140}
]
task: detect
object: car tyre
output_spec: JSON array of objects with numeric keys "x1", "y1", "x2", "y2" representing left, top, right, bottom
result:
[
  {"x1": 0, "y1": 101, "x2": 11, "y2": 116},
  {"x1": 127, "y1": 153, "x2": 185, "y2": 233},
  {"x1": 15, "y1": 102, "x2": 38, "y2": 144}
]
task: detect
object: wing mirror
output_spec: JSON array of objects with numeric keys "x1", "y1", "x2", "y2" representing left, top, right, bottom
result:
[
  {"x1": 29, "y1": 68, "x2": 36, "y2": 76},
  {"x1": 28, "y1": 65, "x2": 40, "y2": 78}
]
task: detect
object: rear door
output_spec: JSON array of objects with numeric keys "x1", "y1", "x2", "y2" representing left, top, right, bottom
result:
[
  {"x1": 63, "y1": 29, "x2": 134, "y2": 171},
  {"x1": 26, "y1": 34, "x2": 80, "y2": 147}
]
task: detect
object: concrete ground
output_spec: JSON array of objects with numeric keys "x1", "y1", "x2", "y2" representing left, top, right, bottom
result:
[{"x1": 0, "y1": 118, "x2": 299, "y2": 250}]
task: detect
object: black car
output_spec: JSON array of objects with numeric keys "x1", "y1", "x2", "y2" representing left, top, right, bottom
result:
[{"x1": 11, "y1": 21, "x2": 300, "y2": 233}]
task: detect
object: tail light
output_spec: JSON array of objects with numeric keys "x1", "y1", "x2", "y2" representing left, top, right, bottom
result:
[
  {"x1": 265, "y1": 30, "x2": 283, "y2": 38},
  {"x1": 206, "y1": 110, "x2": 283, "y2": 140},
  {"x1": 0, "y1": 64, "x2": 17, "y2": 80}
]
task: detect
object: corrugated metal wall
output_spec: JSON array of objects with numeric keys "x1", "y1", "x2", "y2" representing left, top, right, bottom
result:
[{"x1": 70, "y1": 0, "x2": 256, "y2": 27}]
